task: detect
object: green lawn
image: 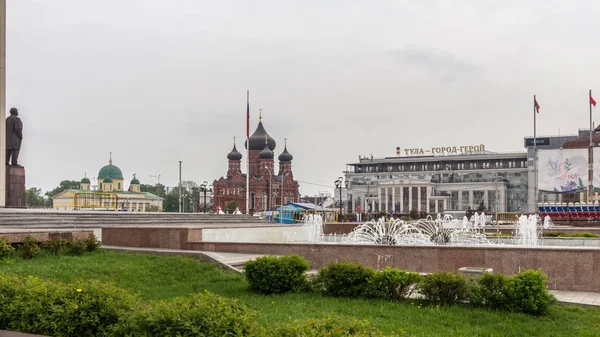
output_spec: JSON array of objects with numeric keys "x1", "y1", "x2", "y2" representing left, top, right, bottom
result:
[{"x1": 1, "y1": 250, "x2": 599, "y2": 336}]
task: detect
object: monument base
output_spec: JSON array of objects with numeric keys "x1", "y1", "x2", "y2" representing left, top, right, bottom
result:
[{"x1": 6, "y1": 165, "x2": 25, "y2": 208}]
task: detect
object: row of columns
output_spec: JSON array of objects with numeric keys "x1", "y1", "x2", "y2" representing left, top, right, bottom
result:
[{"x1": 352, "y1": 185, "x2": 507, "y2": 213}]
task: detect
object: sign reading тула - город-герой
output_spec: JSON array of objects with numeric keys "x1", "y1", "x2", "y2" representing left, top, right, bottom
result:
[{"x1": 396, "y1": 144, "x2": 486, "y2": 156}]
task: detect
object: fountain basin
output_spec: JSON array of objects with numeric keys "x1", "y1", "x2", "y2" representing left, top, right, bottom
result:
[{"x1": 188, "y1": 240, "x2": 600, "y2": 293}]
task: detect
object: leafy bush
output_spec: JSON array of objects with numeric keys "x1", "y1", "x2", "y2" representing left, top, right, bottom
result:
[
  {"x1": 0, "y1": 237, "x2": 15, "y2": 261},
  {"x1": 313, "y1": 261, "x2": 374, "y2": 297},
  {"x1": 419, "y1": 271, "x2": 470, "y2": 305},
  {"x1": 541, "y1": 231, "x2": 566, "y2": 237},
  {"x1": 68, "y1": 237, "x2": 87, "y2": 256},
  {"x1": 0, "y1": 274, "x2": 139, "y2": 337},
  {"x1": 272, "y1": 313, "x2": 386, "y2": 337},
  {"x1": 571, "y1": 232, "x2": 598, "y2": 238},
  {"x1": 41, "y1": 238, "x2": 68, "y2": 255},
  {"x1": 113, "y1": 291, "x2": 263, "y2": 337},
  {"x1": 84, "y1": 233, "x2": 102, "y2": 252},
  {"x1": 503, "y1": 269, "x2": 555, "y2": 315},
  {"x1": 366, "y1": 267, "x2": 421, "y2": 300},
  {"x1": 18, "y1": 235, "x2": 40, "y2": 259},
  {"x1": 541, "y1": 231, "x2": 597, "y2": 238},
  {"x1": 472, "y1": 270, "x2": 555, "y2": 315},
  {"x1": 244, "y1": 254, "x2": 311, "y2": 294},
  {"x1": 471, "y1": 272, "x2": 508, "y2": 308}
]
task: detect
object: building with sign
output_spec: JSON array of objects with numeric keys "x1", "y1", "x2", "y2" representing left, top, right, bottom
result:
[
  {"x1": 345, "y1": 128, "x2": 600, "y2": 216},
  {"x1": 344, "y1": 149, "x2": 528, "y2": 216}
]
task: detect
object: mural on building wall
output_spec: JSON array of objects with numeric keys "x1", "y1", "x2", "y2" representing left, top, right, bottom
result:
[
  {"x1": 538, "y1": 149, "x2": 588, "y2": 193},
  {"x1": 593, "y1": 147, "x2": 600, "y2": 192}
]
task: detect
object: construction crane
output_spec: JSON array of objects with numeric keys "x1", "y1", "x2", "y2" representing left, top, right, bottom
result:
[{"x1": 150, "y1": 175, "x2": 162, "y2": 197}]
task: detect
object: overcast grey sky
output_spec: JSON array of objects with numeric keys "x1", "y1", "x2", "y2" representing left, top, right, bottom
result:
[{"x1": 6, "y1": 0, "x2": 600, "y2": 196}]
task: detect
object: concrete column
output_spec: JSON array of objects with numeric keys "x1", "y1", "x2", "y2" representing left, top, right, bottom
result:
[
  {"x1": 382, "y1": 187, "x2": 387, "y2": 212},
  {"x1": 434, "y1": 199, "x2": 438, "y2": 213},
  {"x1": 408, "y1": 186, "x2": 412, "y2": 211},
  {"x1": 426, "y1": 186, "x2": 431, "y2": 213},
  {"x1": 483, "y1": 190, "x2": 489, "y2": 210},
  {"x1": 458, "y1": 190, "x2": 463, "y2": 210},
  {"x1": 0, "y1": 0, "x2": 6, "y2": 207},
  {"x1": 378, "y1": 188, "x2": 382, "y2": 212},
  {"x1": 469, "y1": 190, "x2": 474, "y2": 209},
  {"x1": 392, "y1": 187, "x2": 396, "y2": 212},
  {"x1": 142, "y1": 203, "x2": 146, "y2": 212},
  {"x1": 417, "y1": 186, "x2": 421, "y2": 212},
  {"x1": 399, "y1": 186, "x2": 404, "y2": 213}
]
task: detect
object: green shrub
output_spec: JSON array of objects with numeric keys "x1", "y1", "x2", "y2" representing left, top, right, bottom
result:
[
  {"x1": 68, "y1": 237, "x2": 87, "y2": 256},
  {"x1": 542, "y1": 231, "x2": 598, "y2": 238},
  {"x1": 272, "y1": 313, "x2": 386, "y2": 337},
  {"x1": 503, "y1": 269, "x2": 555, "y2": 315},
  {"x1": 541, "y1": 231, "x2": 566, "y2": 237},
  {"x1": 366, "y1": 267, "x2": 421, "y2": 300},
  {"x1": 113, "y1": 291, "x2": 263, "y2": 337},
  {"x1": 313, "y1": 261, "x2": 374, "y2": 297},
  {"x1": 0, "y1": 237, "x2": 15, "y2": 261},
  {"x1": 571, "y1": 232, "x2": 598, "y2": 238},
  {"x1": 84, "y1": 233, "x2": 102, "y2": 251},
  {"x1": 41, "y1": 238, "x2": 68, "y2": 255},
  {"x1": 18, "y1": 235, "x2": 40, "y2": 259},
  {"x1": 419, "y1": 271, "x2": 470, "y2": 305},
  {"x1": 471, "y1": 272, "x2": 508, "y2": 308},
  {"x1": 243, "y1": 254, "x2": 311, "y2": 295},
  {"x1": 0, "y1": 274, "x2": 139, "y2": 337}
]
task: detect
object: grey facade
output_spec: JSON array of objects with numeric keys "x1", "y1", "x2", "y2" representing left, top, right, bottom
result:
[{"x1": 345, "y1": 151, "x2": 528, "y2": 216}]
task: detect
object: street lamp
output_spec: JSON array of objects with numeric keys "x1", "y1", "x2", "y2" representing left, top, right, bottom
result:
[
  {"x1": 335, "y1": 177, "x2": 349, "y2": 218},
  {"x1": 281, "y1": 170, "x2": 289, "y2": 207},
  {"x1": 200, "y1": 181, "x2": 212, "y2": 214},
  {"x1": 262, "y1": 164, "x2": 273, "y2": 212}
]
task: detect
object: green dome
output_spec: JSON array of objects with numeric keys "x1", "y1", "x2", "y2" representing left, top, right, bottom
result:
[
  {"x1": 98, "y1": 164, "x2": 123, "y2": 180},
  {"x1": 130, "y1": 178, "x2": 140, "y2": 185},
  {"x1": 103, "y1": 177, "x2": 113, "y2": 183},
  {"x1": 81, "y1": 177, "x2": 90, "y2": 184}
]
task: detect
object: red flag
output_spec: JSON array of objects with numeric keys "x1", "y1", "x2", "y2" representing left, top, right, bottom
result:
[
  {"x1": 534, "y1": 97, "x2": 540, "y2": 113},
  {"x1": 591, "y1": 94, "x2": 597, "y2": 107}
]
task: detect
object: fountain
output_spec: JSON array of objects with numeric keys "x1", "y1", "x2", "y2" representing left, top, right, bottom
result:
[
  {"x1": 304, "y1": 214, "x2": 324, "y2": 243},
  {"x1": 340, "y1": 217, "x2": 490, "y2": 246},
  {"x1": 515, "y1": 214, "x2": 538, "y2": 246},
  {"x1": 297, "y1": 212, "x2": 554, "y2": 247}
]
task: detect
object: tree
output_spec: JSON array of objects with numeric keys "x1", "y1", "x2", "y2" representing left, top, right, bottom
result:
[
  {"x1": 476, "y1": 201, "x2": 486, "y2": 213},
  {"x1": 226, "y1": 200, "x2": 238, "y2": 214},
  {"x1": 26, "y1": 187, "x2": 50, "y2": 207},
  {"x1": 161, "y1": 181, "x2": 201, "y2": 213},
  {"x1": 140, "y1": 183, "x2": 166, "y2": 197},
  {"x1": 45, "y1": 180, "x2": 81, "y2": 198}
]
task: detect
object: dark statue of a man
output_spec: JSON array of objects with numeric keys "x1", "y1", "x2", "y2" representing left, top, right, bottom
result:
[{"x1": 6, "y1": 107, "x2": 23, "y2": 166}]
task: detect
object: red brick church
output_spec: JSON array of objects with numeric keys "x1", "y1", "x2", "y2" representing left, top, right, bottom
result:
[{"x1": 213, "y1": 114, "x2": 299, "y2": 213}]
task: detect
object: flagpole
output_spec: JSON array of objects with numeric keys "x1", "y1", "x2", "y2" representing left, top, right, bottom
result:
[
  {"x1": 590, "y1": 89, "x2": 594, "y2": 203},
  {"x1": 246, "y1": 90, "x2": 250, "y2": 214},
  {"x1": 534, "y1": 95, "x2": 538, "y2": 213}
]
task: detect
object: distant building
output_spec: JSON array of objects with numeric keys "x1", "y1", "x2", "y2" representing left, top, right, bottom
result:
[
  {"x1": 213, "y1": 113, "x2": 299, "y2": 213},
  {"x1": 52, "y1": 153, "x2": 163, "y2": 211},
  {"x1": 345, "y1": 127, "x2": 600, "y2": 216}
]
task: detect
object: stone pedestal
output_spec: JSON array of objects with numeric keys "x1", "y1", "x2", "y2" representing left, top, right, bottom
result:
[{"x1": 6, "y1": 166, "x2": 25, "y2": 208}]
